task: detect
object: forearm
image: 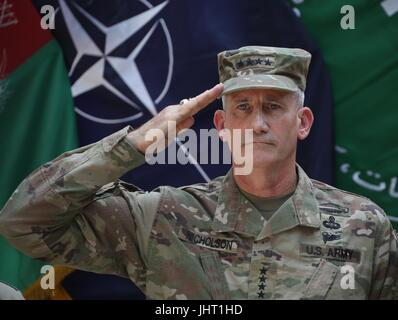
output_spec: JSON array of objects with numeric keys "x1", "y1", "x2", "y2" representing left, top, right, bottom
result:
[{"x1": 0, "y1": 126, "x2": 146, "y2": 259}]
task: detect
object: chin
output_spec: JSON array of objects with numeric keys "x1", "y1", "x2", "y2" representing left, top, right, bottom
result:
[
  {"x1": 232, "y1": 146, "x2": 277, "y2": 168},
  {"x1": 251, "y1": 152, "x2": 277, "y2": 168}
]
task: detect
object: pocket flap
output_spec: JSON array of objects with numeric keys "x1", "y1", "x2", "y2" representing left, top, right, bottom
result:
[
  {"x1": 199, "y1": 252, "x2": 230, "y2": 299},
  {"x1": 302, "y1": 259, "x2": 339, "y2": 299}
]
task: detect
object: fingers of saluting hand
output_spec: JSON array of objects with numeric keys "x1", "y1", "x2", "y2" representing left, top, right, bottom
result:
[{"x1": 179, "y1": 83, "x2": 224, "y2": 117}]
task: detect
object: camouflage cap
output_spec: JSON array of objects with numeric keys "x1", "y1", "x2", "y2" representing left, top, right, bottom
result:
[{"x1": 217, "y1": 46, "x2": 312, "y2": 95}]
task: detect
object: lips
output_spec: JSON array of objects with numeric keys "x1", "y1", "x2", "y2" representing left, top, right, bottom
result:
[
  {"x1": 252, "y1": 141, "x2": 274, "y2": 145},
  {"x1": 240, "y1": 137, "x2": 275, "y2": 146},
  {"x1": 241, "y1": 141, "x2": 275, "y2": 147}
]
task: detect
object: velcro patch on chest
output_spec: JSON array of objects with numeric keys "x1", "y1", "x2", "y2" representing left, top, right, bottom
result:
[
  {"x1": 178, "y1": 228, "x2": 238, "y2": 254},
  {"x1": 300, "y1": 243, "x2": 361, "y2": 264}
]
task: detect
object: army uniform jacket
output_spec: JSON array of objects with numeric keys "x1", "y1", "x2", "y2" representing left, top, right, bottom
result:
[{"x1": 0, "y1": 126, "x2": 397, "y2": 299}]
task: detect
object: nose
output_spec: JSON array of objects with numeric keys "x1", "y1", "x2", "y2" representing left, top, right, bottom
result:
[{"x1": 252, "y1": 108, "x2": 269, "y2": 134}]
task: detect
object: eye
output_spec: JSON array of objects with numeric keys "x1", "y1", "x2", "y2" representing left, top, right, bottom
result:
[
  {"x1": 236, "y1": 103, "x2": 251, "y2": 111},
  {"x1": 267, "y1": 102, "x2": 281, "y2": 110}
]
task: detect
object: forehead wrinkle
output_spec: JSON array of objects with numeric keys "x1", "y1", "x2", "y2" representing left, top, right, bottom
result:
[
  {"x1": 224, "y1": 89, "x2": 297, "y2": 110},
  {"x1": 233, "y1": 97, "x2": 250, "y2": 103},
  {"x1": 229, "y1": 89, "x2": 290, "y2": 100},
  {"x1": 231, "y1": 94, "x2": 287, "y2": 105}
]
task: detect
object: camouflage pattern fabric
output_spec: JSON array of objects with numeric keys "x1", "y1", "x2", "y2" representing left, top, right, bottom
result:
[
  {"x1": 218, "y1": 46, "x2": 312, "y2": 95},
  {"x1": 0, "y1": 126, "x2": 397, "y2": 299}
]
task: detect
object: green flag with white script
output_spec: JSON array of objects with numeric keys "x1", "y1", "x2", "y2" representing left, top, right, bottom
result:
[{"x1": 288, "y1": 0, "x2": 398, "y2": 229}]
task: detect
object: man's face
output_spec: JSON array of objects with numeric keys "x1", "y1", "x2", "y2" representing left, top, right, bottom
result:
[{"x1": 214, "y1": 88, "x2": 312, "y2": 169}]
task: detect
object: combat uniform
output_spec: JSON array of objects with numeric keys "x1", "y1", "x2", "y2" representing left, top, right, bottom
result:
[{"x1": 0, "y1": 125, "x2": 396, "y2": 299}]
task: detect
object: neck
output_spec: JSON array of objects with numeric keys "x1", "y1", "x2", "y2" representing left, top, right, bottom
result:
[{"x1": 233, "y1": 159, "x2": 297, "y2": 198}]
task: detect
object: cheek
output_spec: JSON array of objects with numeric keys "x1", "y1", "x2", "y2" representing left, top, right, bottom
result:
[
  {"x1": 275, "y1": 118, "x2": 299, "y2": 141},
  {"x1": 224, "y1": 116, "x2": 246, "y2": 131}
]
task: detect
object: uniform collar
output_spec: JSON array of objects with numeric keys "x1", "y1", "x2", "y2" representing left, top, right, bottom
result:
[{"x1": 212, "y1": 164, "x2": 321, "y2": 239}]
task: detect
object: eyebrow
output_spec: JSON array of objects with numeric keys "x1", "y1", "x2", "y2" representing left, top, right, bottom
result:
[
  {"x1": 232, "y1": 94, "x2": 285, "y2": 103},
  {"x1": 232, "y1": 98, "x2": 250, "y2": 103}
]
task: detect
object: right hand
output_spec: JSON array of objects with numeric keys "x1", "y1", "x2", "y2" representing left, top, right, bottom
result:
[{"x1": 127, "y1": 83, "x2": 224, "y2": 154}]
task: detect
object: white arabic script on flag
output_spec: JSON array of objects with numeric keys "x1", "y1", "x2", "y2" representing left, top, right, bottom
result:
[{"x1": 0, "y1": 0, "x2": 18, "y2": 28}]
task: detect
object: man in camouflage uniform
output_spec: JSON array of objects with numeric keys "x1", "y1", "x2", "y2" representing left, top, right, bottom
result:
[{"x1": 0, "y1": 46, "x2": 396, "y2": 299}]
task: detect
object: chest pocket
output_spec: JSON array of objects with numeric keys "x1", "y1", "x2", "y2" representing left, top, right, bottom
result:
[
  {"x1": 199, "y1": 252, "x2": 231, "y2": 299},
  {"x1": 176, "y1": 228, "x2": 232, "y2": 299},
  {"x1": 302, "y1": 259, "x2": 339, "y2": 300}
]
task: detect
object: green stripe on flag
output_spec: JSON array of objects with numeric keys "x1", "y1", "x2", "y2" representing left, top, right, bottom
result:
[{"x1": 0, "y1": 39, "x2": 78, "y2": 290}]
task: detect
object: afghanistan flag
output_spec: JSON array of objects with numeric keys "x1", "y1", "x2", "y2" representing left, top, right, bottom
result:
[
  {"x1": 0, "y1": 0, "x2": 78, "y2": 290},
  {"x1": 288, "y1": 0, "x2": 398, "y2": 229}
]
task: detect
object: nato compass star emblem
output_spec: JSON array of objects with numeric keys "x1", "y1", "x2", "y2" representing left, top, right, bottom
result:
[{"x1": 57, "y1": 0, "x2": 173, "y2": 124}]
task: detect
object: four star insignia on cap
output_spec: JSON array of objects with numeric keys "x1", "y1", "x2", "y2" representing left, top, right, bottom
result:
[{"x1": 236, "y1": 58, "x2": 274, "y2": 70}]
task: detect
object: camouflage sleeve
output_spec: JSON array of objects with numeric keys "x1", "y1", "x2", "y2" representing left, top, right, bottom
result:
[
  {"x1": 369, "y1": 212, "x2": 398, "y2": 299},
  {"x1": 0, "y1": 126, "x2": 160, "y2": 289}
]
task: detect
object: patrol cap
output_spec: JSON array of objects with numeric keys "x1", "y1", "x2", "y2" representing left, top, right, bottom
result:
[{"x1": 217, "y1": 46, "x2": 312, "y2": 95}]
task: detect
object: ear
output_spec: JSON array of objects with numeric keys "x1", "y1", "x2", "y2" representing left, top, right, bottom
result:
[
  {"x1": 297, "y1": 106, "x2": 314, "y2": 140},
  {"x1": 213, "y1": 109, "x2": 226, "y2": 141}
]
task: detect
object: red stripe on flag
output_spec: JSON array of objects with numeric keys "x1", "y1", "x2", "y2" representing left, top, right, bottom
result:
[{"x1": 0, "y1": 0, "x2": 53, "y2": 77}]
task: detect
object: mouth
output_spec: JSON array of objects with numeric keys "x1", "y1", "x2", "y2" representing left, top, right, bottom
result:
[
  {"x1": 241, "y1": 140, "x2": 275, "y2": 147},
  {"x1": 252, "y1": 142, "x2": 274, "y2": 145}
]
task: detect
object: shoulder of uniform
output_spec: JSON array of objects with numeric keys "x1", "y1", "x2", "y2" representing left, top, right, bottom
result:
[
  {"x1": 178, "y1": 175, "x2": 224, "y2": 194},
  {"x1": 311, "y1": 178, "x2": 389, "y2": 227},
  {"x1": 152, "y1": 176, "x2": 224, "y2": 220},
  {"x1": 94, "y1": 180, "x2": 163, "y2": 214},
  {"x1": 311, "y1": 178, "x2": 376, "y2": 204},
  {"x1": 155, "y1": 176, "x2": 223, "y2": 205}
]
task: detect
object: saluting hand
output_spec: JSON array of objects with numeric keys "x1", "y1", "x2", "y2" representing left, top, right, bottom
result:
[{"x1": 127, "y1": 83, "x2": 224, "y2": 154}]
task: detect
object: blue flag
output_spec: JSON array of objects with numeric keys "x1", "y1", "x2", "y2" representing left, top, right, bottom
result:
[{"x1": 31, "y1": 0, "x2": 334, "y2": 299}]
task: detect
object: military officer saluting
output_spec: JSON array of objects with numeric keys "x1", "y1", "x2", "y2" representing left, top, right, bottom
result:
[{"x1": 0, "y1": 46, "x2": 396, "y2": 299}]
